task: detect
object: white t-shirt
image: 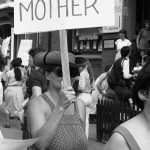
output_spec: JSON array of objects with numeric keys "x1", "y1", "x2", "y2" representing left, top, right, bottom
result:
[
  {"x1": 122, "y1": 57, "x2": 132, "y2": 79},
  {"x1": 115, "y1": 39, "x2": 132, "y2": 51}
]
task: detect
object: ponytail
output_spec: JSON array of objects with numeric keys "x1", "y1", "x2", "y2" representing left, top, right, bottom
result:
[{"x1": 14, "y1": 67, "x2": 22, "y2": 81}]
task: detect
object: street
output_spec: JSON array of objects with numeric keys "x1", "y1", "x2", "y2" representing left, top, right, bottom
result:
[{"x1": 0, "y1": 105, "x2": 104, "y2": 150}]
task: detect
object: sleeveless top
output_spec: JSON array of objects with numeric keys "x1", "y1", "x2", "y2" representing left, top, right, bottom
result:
[
  {"x1": 113, "y1": 126, "x2": 141, "y2": 150},
  {"x1": 32, "y1": 93, "x2": 88, "y2": 150}
]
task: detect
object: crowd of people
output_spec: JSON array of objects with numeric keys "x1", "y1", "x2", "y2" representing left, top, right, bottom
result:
[
  {"x1": 0, "y1": 20, "x2": 149, "y2": 149},
  {"x1": 0, "y1": 47, "x2": 98, "y2": 149}
]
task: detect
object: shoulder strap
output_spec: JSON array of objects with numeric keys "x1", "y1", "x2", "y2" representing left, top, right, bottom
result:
[
  {"x1": 41, "y1": 93, "x2": 55, "y2": 111},
  {"x1": 74, "y1": 101, "x2": 79, "y2": 115},
  {"x1": 113, "y1": 126, "x2": 141, "y2": 150}
]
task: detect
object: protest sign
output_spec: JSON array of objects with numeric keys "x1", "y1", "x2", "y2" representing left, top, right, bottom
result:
[
  {"x1": 17, "y1": 40, "x2": 32, "y2": 66},
  {"x1": 1, "y1": 37, "x2": 10, "y2": 57},
  {"x1": 14, "y1": 0, "x2": 115, "y2": 34}
]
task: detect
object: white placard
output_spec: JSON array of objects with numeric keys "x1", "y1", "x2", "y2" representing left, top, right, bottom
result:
[
  {"x1": 14, "y1": 0, "x2": 115, "y2": 34},
  {"x1": 17, "y1": 40, "x2": 32, "y2": 66},
  {"x1": 103, "y1": 0, "x2": 123, "y2": 33},
  {"x1": 1, "y1": 37, "x2": 10, "y2": 57}
]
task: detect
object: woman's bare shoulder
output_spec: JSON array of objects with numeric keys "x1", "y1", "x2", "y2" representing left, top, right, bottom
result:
[
  {"x1": 27, "y1": 95, "x2": 49, "y2": 112},
  {"x1": 103, "y1": 131, "x2": 130, "y2": 150}
]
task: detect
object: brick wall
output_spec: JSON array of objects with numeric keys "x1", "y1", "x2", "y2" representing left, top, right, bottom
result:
[
  {"x1": 101, "y1": 50, "x2": 116, "y2": 72},
  {"x1": 122, "y1": 0, "x2": 136, "y2": 41}
]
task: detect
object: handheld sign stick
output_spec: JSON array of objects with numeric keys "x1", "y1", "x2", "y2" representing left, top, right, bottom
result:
[{"x1": 59, "y1": 30, "x2": 71, "y2": 88}]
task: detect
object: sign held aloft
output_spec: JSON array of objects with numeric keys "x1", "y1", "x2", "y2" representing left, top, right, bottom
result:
[{"x1": 14, "y1": 0, "x2": 115, "y2": 34}]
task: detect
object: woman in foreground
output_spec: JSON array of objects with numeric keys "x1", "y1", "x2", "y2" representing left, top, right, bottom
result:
[{"x1": 27, "y1": 51, "x2": 88, "y2": 150}]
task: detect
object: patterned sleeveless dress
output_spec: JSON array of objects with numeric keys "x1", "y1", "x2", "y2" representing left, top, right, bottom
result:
[{"x1": 31, "y1": 93, "x2": 88, "y2": 150}]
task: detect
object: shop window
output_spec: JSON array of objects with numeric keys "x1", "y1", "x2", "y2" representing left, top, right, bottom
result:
[{"x1": 72, "y1": 28, "x2": 102, "y2": 53}]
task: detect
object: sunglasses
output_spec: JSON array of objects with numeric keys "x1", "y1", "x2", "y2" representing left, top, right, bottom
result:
[{"x1": 53, "y1": 67, "x2": 79, "y2": 78}]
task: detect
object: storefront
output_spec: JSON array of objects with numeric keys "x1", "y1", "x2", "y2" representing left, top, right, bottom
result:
[{"x1": 0, "y1": 0, "x2": 149, "y2": 78}]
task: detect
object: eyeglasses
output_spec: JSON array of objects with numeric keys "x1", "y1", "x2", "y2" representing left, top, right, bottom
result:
[{"x1": 53, "y1": 67, "x2": 79, "y2": 78}]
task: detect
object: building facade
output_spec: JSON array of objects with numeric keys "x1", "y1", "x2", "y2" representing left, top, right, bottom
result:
[{"x1": 0, "y1": 0, "x2": 149, "y2": 78}]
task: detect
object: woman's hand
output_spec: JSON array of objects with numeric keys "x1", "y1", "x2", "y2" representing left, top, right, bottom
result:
[{"x1": 58, "y1": 87, "x2": 76, "y2": 110}]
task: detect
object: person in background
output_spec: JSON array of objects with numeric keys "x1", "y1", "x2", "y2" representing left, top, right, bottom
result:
[
  {"x1": 136, "y1": 19, "x2": 150, "y2": 64},
  {"x1": 0, "y1": 51, "x2": 5, "y2": 105},
  {"x1": 95, "y1": 64, "x2": 112, "y2": 101},
  {"x1": 113, "y1": 46, "x2": 135, "y2": 105},
  {"x1": 16, "y1": 57, "x2": 27, "y2": 97},
  {"x1": 4, "y1": 58, "x2": 25, "y2": 128},
  {"x1": 27, "y1": 51, "x2": 88, "y2": 150},
  {"x1": 25, "y1": 47, "x2": 48, "y2": 99},
  {"x1": 76, "y1": 57, "x2": 95, "y2": 138},
  {"x1": 103, "y1": 60, "x2": 150, "y2": 150},
  {"x1": 115, "y1": 30, "x2": 132, "y2": 61}
]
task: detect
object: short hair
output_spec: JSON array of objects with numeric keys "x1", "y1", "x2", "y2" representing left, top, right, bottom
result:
[
  {"x1": 11, "y1": 57, "x2": 22, "y2": 68},
  {"x1": 28, "y1": 47, "x2": 45, "y2": 58},
  {"x1": 132, "y1": 61, "x2": 150, "y2": 110},
  {"x1": 119, "y1": 29, "x2": 127, "y2": 38},
  {"x1": 119, "y1": 29, "x2": 127, "y2": 34},
  {"x1": 120, "y1": 46, "x2": 131, "y2": 58}
]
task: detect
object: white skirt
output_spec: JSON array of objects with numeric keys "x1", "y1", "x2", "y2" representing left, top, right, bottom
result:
[{"x1": 4, "y1": 86, "x2": 24, "y2": 118}]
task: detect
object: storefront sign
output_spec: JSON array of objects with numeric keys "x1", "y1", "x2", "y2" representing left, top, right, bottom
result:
[
  {"x1": 103, "y1": 0, "x2": 123, "y2": 33},
  {"x1": 14, "y1": 0, "x2": 115, "y2": 34},
  {"x1": 17, "y1": 40, "x2": 32, "y2": 66}
]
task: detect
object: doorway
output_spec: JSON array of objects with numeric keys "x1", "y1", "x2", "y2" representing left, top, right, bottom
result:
[{"x1": 136, "y1": 0, "x2": 150, "y2": 32}]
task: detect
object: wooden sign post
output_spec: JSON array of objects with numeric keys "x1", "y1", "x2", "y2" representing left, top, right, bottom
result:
[{"x1": 59, "y1": 30, "x2": 71, "y2": 88}]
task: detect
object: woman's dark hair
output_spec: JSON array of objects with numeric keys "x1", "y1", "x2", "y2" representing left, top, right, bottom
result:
[
  {"x1": 11, "y1": 58, "x2": 22, "y2": 81},
  {"x1": 86, "y1": 62, "x2": 95, "y2": 85},
  {"x1": 28, "y1": 47, "x2": 45, "y2": 58},
  {"x1": 121, "y1": 46, "x2": 131, "y2": 58},
  {"x1": 119, "y1": 29, "x2": 128, "y2": 38},
  {"x1": 132, "y1": 61, "x2": 150, "y2": 110}
]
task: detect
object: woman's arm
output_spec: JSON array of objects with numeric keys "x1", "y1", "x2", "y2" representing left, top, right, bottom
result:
[
  {"x1": 78, "y1": 72, "x2": 86, "y2": 91},
  {"x1": 27, "y1": 97, "x2": 65, "y2": 149},
  {"x1": 4, "y1": 73, "x2": 8, "y2": 88},
  {"x1": 122, "y1": 59, "x2": 132, "y2": 79},
  {"x1": 103, "y1": 132, "x2": 130, "y2": 150}
]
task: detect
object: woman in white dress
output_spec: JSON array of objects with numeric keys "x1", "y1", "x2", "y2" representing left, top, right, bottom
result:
[
  {"x1": 4, "y1": 58, "x2": 24, "y2": 128},
  {"x1": 115, "y1": 30, "x2": 132, "y2": 61},
  {"x1": 76, "y1": 57, "x2": 95, "y2": 138}
]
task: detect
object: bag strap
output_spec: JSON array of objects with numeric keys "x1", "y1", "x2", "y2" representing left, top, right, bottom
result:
[
  {"x1": 41, "y1": 93, "x2": 55, "y2": 111},
  {"x1": 113, "y1": 126, "x2": 141, "y2": 150}
]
